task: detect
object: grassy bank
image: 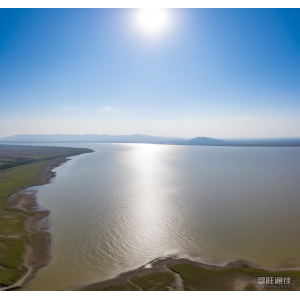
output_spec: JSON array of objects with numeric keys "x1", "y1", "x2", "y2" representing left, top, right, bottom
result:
[
  {"x1": 169, "y1": 263, "x2": 300, "y2": 291},
  {"x1": 0, "y1": 160, "x2": 51, "y2": 210},
  {"x1": 0, "y1": 144, "x2": 93, "y2": 288},
  {"x1": 78, "y1": 258, "x2": 300, "y2": 291}
]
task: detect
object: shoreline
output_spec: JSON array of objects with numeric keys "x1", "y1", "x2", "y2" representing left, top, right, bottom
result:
[
  {"x1": 71, "y1": 256, "x2": 300, "y2": 291},
  {"x1": 0, "y1": 153, "x2": 94, "y2": 291},
  {"x1": 1, "y1": 146, "x2": 299, "y2": 291}
]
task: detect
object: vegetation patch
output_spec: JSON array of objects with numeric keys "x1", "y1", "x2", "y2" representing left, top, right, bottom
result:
[
  {"x1": 0, "y1": 237, "x2": 25, "y2": 269},
  {"x1": 0, "y1": 211, "x2": 26, "y2": 236},
  {"x1": 170, "y1": 264, "x2": 236, "y2": 290},
  {"x1": 170, "y1": 264, "x2": 300, "y2": 291},
  {"x1": 0, "y1": 267, "x2": 27, "y2": 287},
  {"x1": 131, "y1": 271, "x2": 175, "y2": 291},
  {"x1": 0, "y1": 161, "x2": 50, "y2": 210},
  {"x1": 0, "y1": 144, "x2": 93, "y2": 289}
]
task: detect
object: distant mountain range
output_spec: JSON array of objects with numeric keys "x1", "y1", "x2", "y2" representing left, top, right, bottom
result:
[{"x1": 0, "y1": 134, "x2": 300, "y2": 147}]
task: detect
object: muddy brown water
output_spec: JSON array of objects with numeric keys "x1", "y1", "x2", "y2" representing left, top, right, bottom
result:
[{"x1": 15, "y1": 143, "x2": 300, "y2": 290}]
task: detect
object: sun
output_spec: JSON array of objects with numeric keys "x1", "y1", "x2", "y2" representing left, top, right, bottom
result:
[{"x1": 135, "y1": 9, "x2": 170, "y2": 35}]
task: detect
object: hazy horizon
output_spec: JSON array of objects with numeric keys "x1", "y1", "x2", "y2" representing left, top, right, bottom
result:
[
  {"x1": 1, "y1": 8, "x2": 299, "y2": 138},
  {"x1": 1, "y1": 133, "x2": 300, "y2": 140}
]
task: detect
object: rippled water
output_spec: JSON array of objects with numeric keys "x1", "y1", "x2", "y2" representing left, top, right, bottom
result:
[{"x1": 21, "y1": 143, "x2": 300, "y2": 290}]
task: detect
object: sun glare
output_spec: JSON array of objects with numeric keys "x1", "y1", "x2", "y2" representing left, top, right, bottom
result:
[{"x1": 135, "y1": 9, "x2": 169, "y2": 35}]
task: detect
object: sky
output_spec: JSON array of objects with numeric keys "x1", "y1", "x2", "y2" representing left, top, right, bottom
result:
[{"x1": 0, "y1": 8, "x2": 299, "y2": 138}]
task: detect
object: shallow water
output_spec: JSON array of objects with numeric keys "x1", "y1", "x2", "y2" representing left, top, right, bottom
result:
[{"x1": 19, "y1": 143, "x2": 300, "y2": 290}]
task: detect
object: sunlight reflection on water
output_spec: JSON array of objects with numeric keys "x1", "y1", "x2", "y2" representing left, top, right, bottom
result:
[{"x1": 21, "y1": 143, "x2": 300, "y2": 290}]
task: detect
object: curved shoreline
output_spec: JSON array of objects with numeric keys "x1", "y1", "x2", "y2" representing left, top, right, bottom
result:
[
  {"x1": 1, "y1": 146, "x2": 299, "y2": 291},
  {"x1": 1, "y1": 152, "x2": 94, "y2": 291},
  {"x1": 71, "y1": 256, "x2": 300, "y2": 291}
]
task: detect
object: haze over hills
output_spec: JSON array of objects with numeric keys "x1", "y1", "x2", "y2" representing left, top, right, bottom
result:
[
  {"x1": 0, "y1": 134, "x2": 177, "y2": 144},
  {"x1": 187, "y1": 137, "x2": 226, "y2": 145},
  {"x1": 0, "y1": 134, "x2": 225, "y2": 145},
  {"x1": 0, "y1": 134, "x2": 300, "y2": 146}
]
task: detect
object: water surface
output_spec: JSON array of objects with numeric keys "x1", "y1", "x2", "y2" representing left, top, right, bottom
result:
[{"x1": 20, "y1": 143, "x2": 300, "y2": 290}]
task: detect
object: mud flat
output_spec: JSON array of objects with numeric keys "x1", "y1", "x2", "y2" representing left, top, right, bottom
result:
[{"x1": 0, "y1": 146, "x2": 94, "y2": 290}]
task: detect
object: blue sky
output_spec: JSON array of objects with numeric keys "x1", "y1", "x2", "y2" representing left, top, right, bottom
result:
[{"x1": 0, "y1": 8, "x2": 299, "y2": 138}]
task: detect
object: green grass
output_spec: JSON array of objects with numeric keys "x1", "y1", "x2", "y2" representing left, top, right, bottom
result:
[
  {"x1": 0, "y1": 237, "x2": 25, "y2": 269},
  {"x1": 0, "y1": 211, "x2": 26, "y2": 236},
  {"x1": 0, "y1": 160, "x2": 50, "y2": 210},
  {"x1": 170, "y1": 265, "x2": 236, "y2": 290},
  {"x1": 131, "y1": 272, "x2": 175, "y2": 291},
  {"x1": 170, "y1": 264, "x2": 300, "y2": 291},
  {"x1": 0, "y1": 267, "x2": 27, "y2": 287},
  {"x1": 0, "y1": 160, "x2": 56, "y2": 287},
  {"x1": 0, "y1": 147, "x2": 93, "y2": 209},
  {"x1": 0, "y1": 145, "x2": 93, "y2": 288}
]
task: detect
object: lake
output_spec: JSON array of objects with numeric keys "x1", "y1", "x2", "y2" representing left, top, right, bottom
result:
[{"x1": 21, "y1": 143, "x2": 300, "y2": 290}]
